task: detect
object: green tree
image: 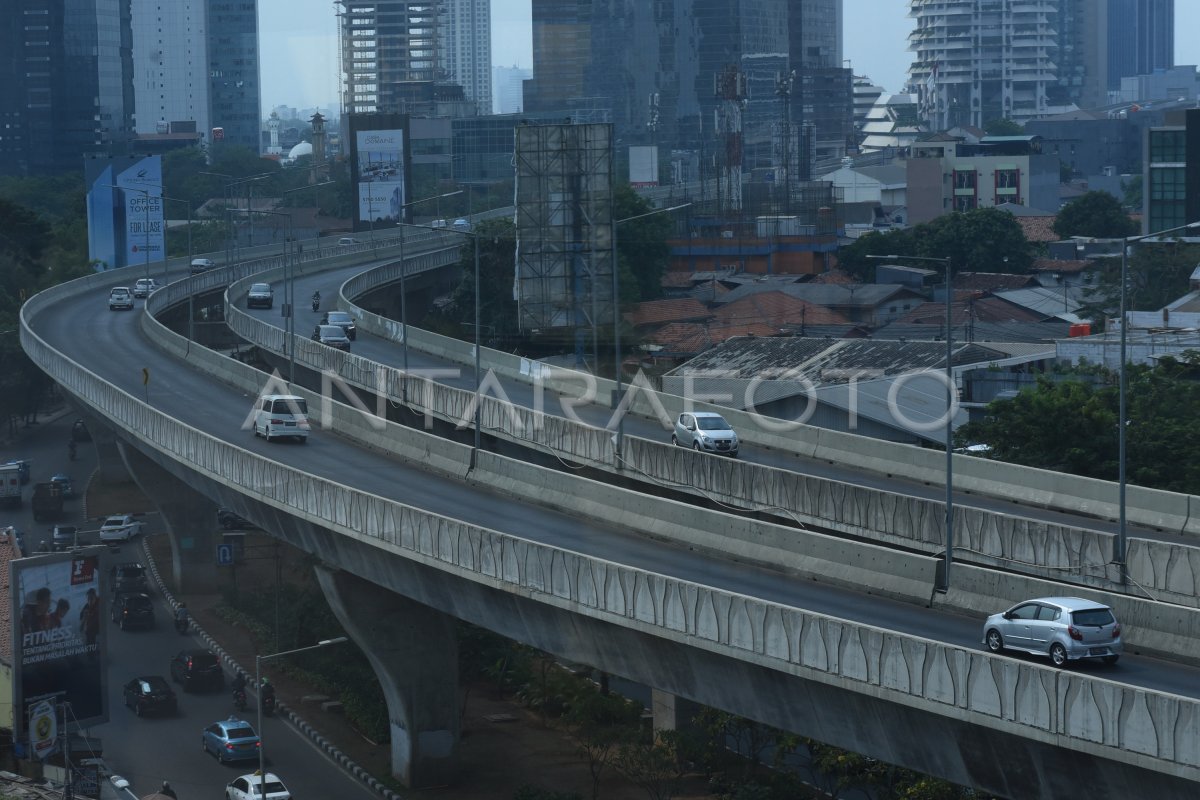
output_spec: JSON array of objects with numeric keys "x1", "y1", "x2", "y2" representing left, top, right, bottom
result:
[
  {"x1": 983, "y1": 118, "x2": 1024, "y2": 136},
  {"x1": 1083, "y1": 241, "x2": 1200, "y2": 321},
  {"x1": 443, "y1": 218, "x2": 521, "y2": 348},
  {"x1": 1122, "y1": 174, "x2": 1142, "y2": 210},
  {"x1": 614, "y1": 184, "x2": 673, "y2": 303},
  {"x1": 839, "y1": 207, "x2": 1031, "y2": 280},
  {"x1": 1052, "y1": 190, "x2": 1137, "y2": 239},
  {"x1": 566, "y1": 691, "x2": 642, "y2": 800}
]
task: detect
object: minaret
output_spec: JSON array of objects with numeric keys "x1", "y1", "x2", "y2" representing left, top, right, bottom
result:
[
  {"x1": 266, "y1": 111, "x2": 282, "y2": 155},
  {"x1": 309, "y1": 112, "x2": 328, "y2": 180}
]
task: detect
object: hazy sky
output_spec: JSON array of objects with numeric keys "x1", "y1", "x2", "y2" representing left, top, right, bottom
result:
[{"x1": 261, "y1": 0, "x2": 1200, "y2": 110}]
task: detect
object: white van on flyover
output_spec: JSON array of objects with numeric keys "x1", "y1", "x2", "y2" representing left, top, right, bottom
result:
[{"x1": 252, "y1": 394, "x2": 310, "y2": 443}]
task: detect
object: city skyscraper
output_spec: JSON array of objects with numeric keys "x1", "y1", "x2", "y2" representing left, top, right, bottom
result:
[
  {"x1": 131, "y1": 0, "x2": 210, "y2": 137},
  {"x1": 911, "y1": 0, "x2": 1175, "y2": 130},
  {"x1": 441, "y1": 0, "x2": 492, "y2": 114},
  {"x1": 338, "y1": 0, "x2": 439, "y2": 114},
  {"x1": 523, "y1": 1, "x2": 851, "y2": 176},
  {"x1": 207, "y1": 0, "x2": 262, "y2": 151},
  {"x1": 0, "y1": 0, "x2": 136, "y2": 175},
  {"x1": 1107, "y1": 0, "x2": 1174, "y2": 92}
]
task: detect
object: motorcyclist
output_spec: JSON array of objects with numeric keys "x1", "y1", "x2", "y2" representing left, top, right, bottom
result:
[
  {"x1": 174, "y1": 602, "x2": 189, "y2": 632},
  {"x1": 231, "y1": 671, "x2": 248, "y2": 709},
  {"x1": 159, "y1": 781, "x2": 178, "y2": 799},
  {"x1": 311, "y1": 290, "x2": 321, "y2": 310},
  {"x1": 260, "y1": 676, "x2": 276, "y2": 710}
]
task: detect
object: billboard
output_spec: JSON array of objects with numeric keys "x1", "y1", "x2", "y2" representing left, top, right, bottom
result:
[
  {"x1": 347, "y1": 114, "x2": 410, "y2": 232},
  {"x1": 11, "y1": 552, "x2": 108, "y2": 738},
  {"x1": 628, "y1": 145, "x2": 659, "y2": 187},
  {"x1": 514, "y1": 123, "x2": 614, "y2": 331},
  {"x1": 84, "y1": 155, "x2": 165, "y2": 271}
]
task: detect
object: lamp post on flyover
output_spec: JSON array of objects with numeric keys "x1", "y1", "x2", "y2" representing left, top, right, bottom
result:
[
  {"x1": 202, "y1": 172, "x2": 274, "y2": 262},
  {"x1": 103, "y1": 184, "x2": 157, "y2": 285},
  {"x1": 866, "y1": 253, "x2": 955, "y2": 592},
  {"x1": 256, "y1": 637, "x2": 347, "y2": 800},
  {"x1": 1114, "y1": 220, "x2": 1200, "y2": 585},
  {"x1": 611, "y1": 202, "x2": 691, "y2": 461},
  {"x1": 238, "y1": 208, "x2": 296, "y2": 383},
  {"x1": 394, "y1": 190, "x2": 463, "y2": 400}
]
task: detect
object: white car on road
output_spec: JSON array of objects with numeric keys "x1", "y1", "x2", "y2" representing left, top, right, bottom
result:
[
  {"x1": 99, "y1": 514, "x2": 144, "y2": 543},
  {"x1": 226, "y1": 772, "x2": 291, "y2": 800}
]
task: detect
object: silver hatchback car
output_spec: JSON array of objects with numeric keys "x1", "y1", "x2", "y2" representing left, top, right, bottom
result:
[
  {"x1": 672, "y1": 411, "x2": 739, "y2": 457},
  {"x1": 982, "y1": 596, "x2": 1122, "y2": 667}
]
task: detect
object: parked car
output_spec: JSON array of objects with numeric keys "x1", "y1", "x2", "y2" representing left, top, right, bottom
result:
[
  {"x1": 171, "y1": 649, "x2": 225, "y2": 692},
  {"x1": 99, "y1": 514, "x2": 144, "y2": 542},
  {"x1": 201, "y1": 716, "x2": 260, "y2": 763},
  {"x1": 189, "y1": 258, "x2": 216, "y2": 274},
  {"x1": 226, "y1": 772, "x2": 291, "y2": 800},
  {"x1": 71, "y1": 419, "x2": 91, "y2": 442},
  {"x1": 111, "y1": 592, "x2": 155, "y2": 630},
  {"x1": 320, "y1": 310, "x2": 357, "y2": 340},
  {"x1": 247, "y1": 282, "x2": 274, "y2": 309},
  {"x1": 122, "y1": 676, "x2": 177, "y2": 717},
  {"x1": 981, "y1": 596, "x2": 1122, "y2": 667},
  {"x1": 110, "y1": 562, "x2": 149, "y2": 594},
  {"x1": 132, "y1": 278, "x2": 159, "y2": 298},
  {"x1": 49, "y1": 473, "x2": 73, "y2": 497},
  {"x1": 312, "y1": 324, "x2": 351, "y2": 351},
  {"x1": 217, "y1": 508, "x2": 256, "y2": 530},
  {"x1": 671, "y1": 412, "x2": 739, "y2": 457},
  {"x1": 108, "y1": 287, "x2": 133, "y2": 310}
]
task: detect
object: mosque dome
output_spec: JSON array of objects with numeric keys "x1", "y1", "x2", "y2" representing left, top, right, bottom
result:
[{"x1": 288, "y1": 141, "x2": 313, "y2": 160}]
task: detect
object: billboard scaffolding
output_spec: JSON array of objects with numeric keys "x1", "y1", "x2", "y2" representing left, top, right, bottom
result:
[{"x1": 514, "y1": 123, "x2": 614, "y2": 344}]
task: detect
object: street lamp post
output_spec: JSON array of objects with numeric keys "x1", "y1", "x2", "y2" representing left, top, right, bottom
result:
[
  {"x1": 1114, "y1": 220, "x2": 1200, "y2": 584},
  {"x1": 393, "y1": 190, "x2": 462, "y2": 401},
  {"x1": 103, "y1": 184, "x2": 157, "y2": 284},
  {"x1": 256, "y1": 637, "x2": 347, "y2": 799},
  {"x1": 867, "y1": 253, "x2": 954, "y2": 591},
  {"x1": 611, "y1": 202, "x2": 691, "y2": 461},
  {"x1": 238, "y1": 208, "x2": 296, "y2": 383}
]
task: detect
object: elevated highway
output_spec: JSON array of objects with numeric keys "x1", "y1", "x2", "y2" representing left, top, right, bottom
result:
[{"x1": 20, "y1": 244, "x2": 1200, "y2": 799}]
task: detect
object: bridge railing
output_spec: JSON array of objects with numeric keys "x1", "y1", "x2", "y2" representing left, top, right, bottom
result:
[{"x1": 19, "y1": 274, "x2": 1200, "y2": 783}]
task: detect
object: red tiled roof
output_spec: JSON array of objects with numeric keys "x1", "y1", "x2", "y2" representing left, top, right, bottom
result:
[
  {"x1": 661, "y1": 271, "x2": 696, "y2": 289},
  {"x1": 1017, "y1": 216, "x2": 1059, "y2": 243},
  {"x1": 624, "y1": 298, "x2": 712, "y2": 327},
  {"x1": 808, "y1": 269, "x2": 856, "y2": 284},
  {"x1": 953, "y1": 272, "x2": 1036, "y2": 291},
  {"x1": 647, "y1": 321, "x2": 779, "y2": 355},
  {"x1": 1030, "y1": 258, "x2": 1094, "y2": 274},
  {"x1": 715, "y1": 291, "x2": 850, "y2": 328}
]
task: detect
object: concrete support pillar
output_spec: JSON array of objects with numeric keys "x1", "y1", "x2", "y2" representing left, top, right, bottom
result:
[
  {"x1": 80, "y1": 413, "x2": 132, "y2": 484},
  {"x1": 117, "y1": 442, "x2": 219, "y2": 593},
  {"x1": 651, "y1": 689, "x2": 700, "y2": 737},
  {"x1": 314, "y1": 566, "x2": 459, "y2": 788}
]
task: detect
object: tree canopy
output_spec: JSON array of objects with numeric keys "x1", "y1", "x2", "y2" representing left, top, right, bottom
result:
[
  {"x1": 956, "y1": 357, "x2": 1200, "y2": 494},
  {"x1": 838, "y1": 207, "x2": 1032, "y2": 280},
  {"x1": 1052, "y1": 190, "x2": 1137, "y2": 239}
]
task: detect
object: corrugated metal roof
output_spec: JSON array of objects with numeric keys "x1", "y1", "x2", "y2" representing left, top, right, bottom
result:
[{"x1": 715, "y1": 291, "x2": 851, "y2": 328}]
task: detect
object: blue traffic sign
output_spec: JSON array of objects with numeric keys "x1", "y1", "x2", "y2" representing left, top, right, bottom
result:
[{"x1": 216, "y1": 543, "x2": 234, "y2": 566}]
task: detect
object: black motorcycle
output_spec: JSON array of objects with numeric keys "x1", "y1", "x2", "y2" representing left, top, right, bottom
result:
[
  {"x1": 232, "y1": 687, "x2": 247, "y2": 712},
  {"x1": 261, "y1": 692, "x2": 276, "y2": 716},
  {"x1": 311, "y1": 292, "x2": 320, "y2": 312},
  {"x1": 174, "y1": 616, "x2": 188, "y2": 635}
]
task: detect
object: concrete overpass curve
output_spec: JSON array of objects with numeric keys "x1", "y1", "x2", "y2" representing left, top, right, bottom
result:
[
  {"x1": 21, "y1": 265, "x2": 1200, "y2": 798},
  {"x1": 218, "y1": 254, "x2": 1200, "y2": 662}
]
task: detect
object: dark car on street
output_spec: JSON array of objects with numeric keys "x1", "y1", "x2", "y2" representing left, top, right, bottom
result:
[
  {"x1": 122, "y1": 675, "x2": 177, "y2": 717},
  {"x1": 320, "y1": 310, "x2": 357, "y2": 340},
  {"x1": 110, "y1": 562, "x2": 149, "y2": 595},
  {"x1": 171, "y1": 649, "x2": 225, "y2": 692},
  {"x1": 312, "y1": 324, "x2": 351, "y2": 351},
  {"x1": 111, "y1": 592, "x2": 155, "y2": 630}
]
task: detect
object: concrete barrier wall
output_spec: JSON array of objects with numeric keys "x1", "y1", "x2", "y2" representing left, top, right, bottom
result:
[
  {"x1": 341, "y1": 261, "x2": 1200, "y2": 537},
  {"x1": 21, "y1": 277, "x2": 1200, "y2": 784}
]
